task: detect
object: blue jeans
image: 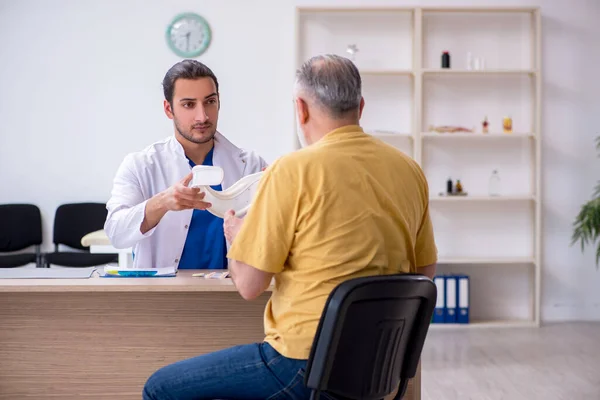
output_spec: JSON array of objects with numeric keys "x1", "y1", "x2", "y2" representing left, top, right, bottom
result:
[{"x1": 143, "y1": 342, "x2": 331, "y2": 400}]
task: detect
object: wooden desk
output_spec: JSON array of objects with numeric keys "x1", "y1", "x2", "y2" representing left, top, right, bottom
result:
[{"x1": 0, "y1": 271, "x2": 419, "y2": 399}]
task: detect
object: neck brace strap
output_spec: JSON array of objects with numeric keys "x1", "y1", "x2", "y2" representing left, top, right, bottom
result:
[{"x1": 189, "y1": 166, "x2": 264, "y2": 218}]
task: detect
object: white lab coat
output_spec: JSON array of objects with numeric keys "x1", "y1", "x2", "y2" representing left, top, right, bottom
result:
[{"x1": 104, "y1": 132, "x2": 267, "y2": 269}]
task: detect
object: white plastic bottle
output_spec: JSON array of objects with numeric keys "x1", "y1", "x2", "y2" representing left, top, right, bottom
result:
[{"x1": 488, "y1": 170, "x2": 501, "y2": 196}]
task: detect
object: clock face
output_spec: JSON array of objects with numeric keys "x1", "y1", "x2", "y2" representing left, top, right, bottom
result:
[{"x1": 166, "y1": 13, "x2": 212, "y2": 58}]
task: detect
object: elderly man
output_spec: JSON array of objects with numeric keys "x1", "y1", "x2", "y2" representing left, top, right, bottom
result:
[{"x1": 142, "y1": 54, "x2": 437, "y2": 400}]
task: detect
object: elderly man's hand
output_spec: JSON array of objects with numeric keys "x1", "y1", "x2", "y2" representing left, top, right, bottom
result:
[{"x1": 223, "y1": 209, "x2": 244, "y2": 244}]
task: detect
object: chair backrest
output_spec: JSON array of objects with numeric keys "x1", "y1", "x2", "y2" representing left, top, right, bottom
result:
[
  {"x1": 304, "y1": 274, "x2": 437, "y2": 400},
  {"x1": 53, "y1": 203, "x2": 108, "y2": 250},
  {"x1": 0, "y1": 204, "x2": 43, "y2": 252}
]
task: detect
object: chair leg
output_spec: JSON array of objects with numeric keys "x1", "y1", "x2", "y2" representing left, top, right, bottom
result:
[
  {"x1": 35, "y1": 245, "x2": 41, "y2": 268},
  {"x1": 393, "y1": 380, "x2": 408, "y2": 400}
]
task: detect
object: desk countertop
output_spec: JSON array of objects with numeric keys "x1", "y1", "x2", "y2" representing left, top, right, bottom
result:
[{"x1": 0, "y1": 270, "x2": 260, "y2": 293}]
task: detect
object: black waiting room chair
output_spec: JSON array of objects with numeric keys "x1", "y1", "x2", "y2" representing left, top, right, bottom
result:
[
  {"x1": 0, "y1": 204, "x2": 43, "y2": 268},
  {"x1": 44, "y1": 202, "x2": 117, "y2": 267},
  {"x1": 304, "y1": 274, "x2": 437, "y2": 400}
]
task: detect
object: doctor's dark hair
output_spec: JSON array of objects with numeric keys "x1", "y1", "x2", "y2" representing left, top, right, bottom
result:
[
  {"x1": 294, "y1": 54, "x2": 362, "y2": 119},
  {"x1": 162, "y1": 59, "x2": 219, "y2": 104}
]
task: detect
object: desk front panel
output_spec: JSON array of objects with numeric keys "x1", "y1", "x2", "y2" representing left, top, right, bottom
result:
[{"x1": 0, "y1": 289, "x2": 417, "y2": 399}]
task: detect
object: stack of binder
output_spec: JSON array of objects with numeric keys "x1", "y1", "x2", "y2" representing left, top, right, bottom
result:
[{"x1": 432, "y1": 274, "x2": 470, "y2": 324}]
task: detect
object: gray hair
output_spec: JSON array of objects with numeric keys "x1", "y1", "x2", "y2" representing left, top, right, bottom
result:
[{"x1": 294, "y1": 54, "x2": 362, "y2": 119}]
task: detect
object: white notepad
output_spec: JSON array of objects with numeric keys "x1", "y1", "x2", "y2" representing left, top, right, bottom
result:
[{"x1": 0, "y1": 267, "x2": 97, "y2": 279}]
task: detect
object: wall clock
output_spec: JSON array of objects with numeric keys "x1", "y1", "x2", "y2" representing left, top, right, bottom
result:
[{"x1": 166, "y1": 12, "x2": 212, "y2": 58}]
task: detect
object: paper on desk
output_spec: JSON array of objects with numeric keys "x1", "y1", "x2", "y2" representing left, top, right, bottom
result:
[
  {"x1": 0, "y1": 267, "x2": 97, "y2": 279},
  {"x1": 101, "y1": 265, "x2": 177, "y2": 277},
  {"x1": 192, "y1": 271, "x2": 230, "y2": 279}
]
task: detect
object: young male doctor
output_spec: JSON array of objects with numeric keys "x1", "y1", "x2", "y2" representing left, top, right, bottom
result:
[{"x1": 104, "y1": 60, "x2": 267, "y2": 270}]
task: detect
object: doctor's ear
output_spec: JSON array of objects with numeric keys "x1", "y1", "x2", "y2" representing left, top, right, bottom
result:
[{"x1": 164, "y1": 100, "x2": 174, "y2": 120}]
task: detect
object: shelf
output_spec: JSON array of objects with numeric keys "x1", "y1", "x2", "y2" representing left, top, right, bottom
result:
[
  {"x1": 422, "y1": 7, "x2": 539, "y2": 13},
  {"x1": 296, "y1": 5, "x2": 543, "y2": 328},
  {"x1": 437, "y1": 257, "x2": 535, "y2": 265},
  {"x1": 423, "y1": 76, "x2": 534, "y2": 135},
  {"x1": 360, "y1": 69, "x2": 413, "y2": 76},
  {"x1": 298, "y1": 7, "x2": 414, "y2": 13},
  {"x1": 423, "y1": 68, "x2": 536, "y2": 75},
  {"x1": 298, "y1": 9, "x2": 412, "y2": 71},
  {"x1": 361, "y1": 74, "x2": 412, "y2": 133},
  {"x1": 422, "y1": 132, "x2": 534, "y2": 139},
  {"x1": 430, "y1": 320, "x2": 537, "y2": 330},
  {"x1": 430, "y1": 195, "x2": 535, "y2": 202},
  {"x1": 368, "y1": 131, "x2": 412, "y2": 138},
  {"x1": 359, "y1": 69, "x2": 538, "y2": 76}
]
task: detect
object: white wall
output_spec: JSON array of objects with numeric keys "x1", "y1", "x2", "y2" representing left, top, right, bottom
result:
[{"x1": 1, "y1": 0, "x2": 599, "y2": 321}]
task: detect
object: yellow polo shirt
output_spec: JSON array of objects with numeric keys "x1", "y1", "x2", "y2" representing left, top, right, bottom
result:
[{"x1": 227, "y1": 125, "x2": 437, "y2": 360}]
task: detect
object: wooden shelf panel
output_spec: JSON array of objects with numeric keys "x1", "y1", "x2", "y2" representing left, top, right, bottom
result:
[
  {"x1": 422, "y1": 132, "x2": 535, "y2": 138},
  {"x1": 423, "y1": 69, "x2": 536, "y2": 75},
  {"x1": 437, "y1": 257, "x2": 535, "y2": 265},
  {"x1": 422, "y1": 7, "x2": 539, "y2": 13},
  {"x1": 430, "y1": 195, "x2": 536, "y2": 202},
  {"x1": 298, "y1": 7, "x2": 539, "y2": 13},
  {"x1": 358, "y1": 69, "x2": 536, "y2": 76},
  {"x1": 430, "y1": 320, "x2": 537, "y2": 329},
  {"x1": 368, "y1": 131, "x2": 413, "y2": 138},
  {"x1": 298, "y1": 7, "x2": 415, "y2": 13},
  {"x1": 360, "y1": 69, "x2": 413, "y2": 76}
]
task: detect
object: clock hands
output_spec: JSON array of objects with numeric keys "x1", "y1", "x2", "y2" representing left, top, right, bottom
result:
[{"x1": 185, "y1": 31, "x2": 191, "y2": 52}]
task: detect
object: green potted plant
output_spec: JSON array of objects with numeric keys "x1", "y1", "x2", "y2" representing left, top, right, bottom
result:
[{"x1": 571, "y1": 136, "x2": 600, "y2": 268}]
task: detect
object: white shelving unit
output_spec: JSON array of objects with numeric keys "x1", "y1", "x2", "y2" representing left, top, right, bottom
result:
[{"x1": 296, "y1": 6, "x2": 542, "y2": 328}]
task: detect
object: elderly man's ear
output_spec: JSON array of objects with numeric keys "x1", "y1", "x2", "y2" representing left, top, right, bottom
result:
[
  {"x1": 359, "y1": 97, "x2": 365, "y2": 118},
  {"x1": 295, "y1": 98, "x2": 309, "y2": 124}
]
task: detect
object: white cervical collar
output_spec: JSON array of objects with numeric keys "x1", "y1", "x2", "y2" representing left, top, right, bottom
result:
[{"x1": 189, "y1": 166, "x2": 264, "y2": 218}]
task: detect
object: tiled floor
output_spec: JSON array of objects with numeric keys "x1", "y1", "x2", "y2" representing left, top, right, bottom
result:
[{"x1": 421, "y1": 322, "x2": 600, "y2": 400}]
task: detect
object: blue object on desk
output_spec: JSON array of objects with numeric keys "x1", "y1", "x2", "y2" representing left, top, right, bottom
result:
[
  {"x1": 101, "y1": 266, "x2": 177, "y2": 278},
  {"x1": 105, "y1": 270, "x2": 158, "y2": 277}
]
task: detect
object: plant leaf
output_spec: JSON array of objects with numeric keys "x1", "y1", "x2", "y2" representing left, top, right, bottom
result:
[{"x1": 572, "y1": 137, "x2": 600, "y2": 268}]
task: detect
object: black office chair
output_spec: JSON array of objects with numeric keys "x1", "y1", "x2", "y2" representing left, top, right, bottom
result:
[
  {"x1": 0, "y1": 204, "x2": 43, "y2": 268},
  {"x1": 44, "y1": 202, "x2": 117, "y2": 267},
  {"x1": 304, "y1": 274, "x2": 437, "y2": 400}
]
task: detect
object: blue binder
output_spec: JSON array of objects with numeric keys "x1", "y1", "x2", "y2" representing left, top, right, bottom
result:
[
  {"x1": 444, "y1": 275, "x2": 458, "y2": 323},
  {"x1": 456, "y1": 274, "x2": 470, "y2": 324},
  {"x1": 432, "y1": 275, "x2": 445, "y2": 323}
]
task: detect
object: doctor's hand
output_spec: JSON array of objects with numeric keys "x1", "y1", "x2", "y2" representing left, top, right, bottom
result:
[
  {"x1": 161, "y1": 173, "x2": 212, "y2": 211},
  {"x1": 223, "y1": 210, "x2": 243, "y2": 244},
  {"x1": 141, "y1": 173, "x2": 212, "y2": 234}
]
